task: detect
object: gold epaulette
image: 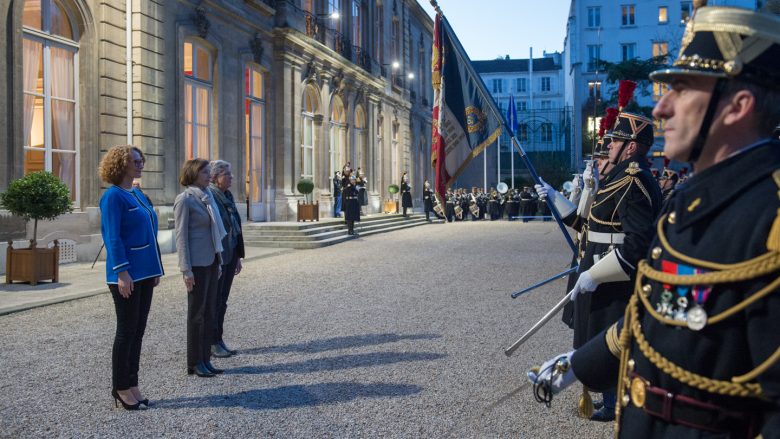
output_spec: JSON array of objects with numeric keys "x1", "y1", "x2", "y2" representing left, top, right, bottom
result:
[{"x1": 766, "y1": 169, "x2": 780, "y2": 252}]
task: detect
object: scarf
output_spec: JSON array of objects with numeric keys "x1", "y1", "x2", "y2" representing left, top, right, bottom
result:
[
  {"x1": 209, "y1": 183, "x2": 242, "y2": 244},
  {"x1": 185, "y1": 185, "x2": 226, "y2": 260}
]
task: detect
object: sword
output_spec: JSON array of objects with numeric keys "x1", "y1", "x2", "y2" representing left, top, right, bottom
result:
[
  {"x1": 91, "y1": 243, "x2": 104, "y2": 269},
  {"x1": 511, "y1": 265, "x2": 579, "y2": 299},
  {"x1": 504, "y1": 291, "x2": 573, "y2": 357}
]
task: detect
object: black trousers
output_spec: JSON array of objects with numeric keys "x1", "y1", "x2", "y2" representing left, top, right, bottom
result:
[
  {"x1": 215, "y1": 252, "x2": 239, "y2": 343},
  {"x1": 187, "y1": 259, "x2": 220, "y2": 368},
  {"x1": 110, "y1": 277, "x2": 155, "y2": 391}
]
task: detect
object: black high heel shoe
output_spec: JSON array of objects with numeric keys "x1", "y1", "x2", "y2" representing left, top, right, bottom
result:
[
  {"x1": 187, "y1": 362, "x2": 215, "y2": 377},
  {"x1": 204, "y1": 361, "x2": 224, "y2": 374},
  {"x1": 112, "y1": 389, "x2": 142, "y2": 411}
]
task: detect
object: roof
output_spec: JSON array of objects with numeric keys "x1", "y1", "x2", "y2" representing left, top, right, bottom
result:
[{"x1": 472, "y1": 57, "x2": 561, "y2": 73}]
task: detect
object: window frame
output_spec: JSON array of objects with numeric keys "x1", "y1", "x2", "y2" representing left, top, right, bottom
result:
[
  {"x1": 658, "y1": 6, "x2": 668, "y2": 24},
  {"x1": 587, "y1": 6, "x2": 601, "y2": 28},
  {"x1": 183, "y1": 39, "x2": 214, "y2": 160},
  {"x1": 22, "y1": 0, "x2": 81, "y2": 204},
  {"x1": 621, "y1": 4, "x2": 636, "y2": 26},
  {"x1": 621, "y1": 42, "x2": 637, "y2": 61},
  {"x1": 245, "y1": 64, "x2": 265, "y2": 203}
]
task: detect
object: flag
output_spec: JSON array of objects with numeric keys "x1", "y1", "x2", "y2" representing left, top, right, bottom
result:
[
  {"x1": 507, "y1": 94, "x2": 517, "y2": 136},
  {"x1": 431, "y1": 14, "x2": 503, "y2": 200}
]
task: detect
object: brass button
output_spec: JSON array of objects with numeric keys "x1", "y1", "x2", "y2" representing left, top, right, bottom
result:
[
  {"x1": 668, "y1": 212, "x2": 677, "y2": 224},
  {"x1": 642, "y1": 284, "x2": 652, "y2": 295},
  {"x1": 622, "y1": 394, "x2": 631, "y2": 407},
  {"x1": 630, "y1": 377, "x2": 647, "y2": 408},
  {"x1": 627, "y1": 359, "x2": 636, "y2": 372},
  {"x1": 651, "y1": 247, "x2": 662, "y2": 259}
]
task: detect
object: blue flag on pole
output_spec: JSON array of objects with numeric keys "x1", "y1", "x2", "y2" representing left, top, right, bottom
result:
[{"x1": 506, "y1": 94, "x2": 517, "y2": 137}]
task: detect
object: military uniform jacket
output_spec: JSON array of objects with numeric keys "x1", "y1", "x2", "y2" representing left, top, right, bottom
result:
[
  {"x1": 572, "y1": 140, "x2": 780, "y2": 438},
  {"x1": 401, "y1": 182, "x2": 413, "y2": 208},
  {"x1": 572, "y1": 156, "x2": 662, "y2": 348},
  {"x1": 423, "y1": 188, "x2": 434, "y2": 212},
  {"x1": 342, "y1": 180, "x2": 361, "y2": 222}
]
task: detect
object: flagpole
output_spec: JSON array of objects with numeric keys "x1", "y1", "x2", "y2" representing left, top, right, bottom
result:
[
  {"x1": 483, "y1": 142, "x2": 487, "y2": 191},
  {"x1": 440, "y1": 16, "x2": 577, "y2": 255},
  {"x1": 497, "y1": 134, "x2": 501, "y2": 187}
]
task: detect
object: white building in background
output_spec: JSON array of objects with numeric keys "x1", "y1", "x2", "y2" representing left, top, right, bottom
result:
[
  {"x1": 454, "y1": 52, "x2": 573, "y2": 189},
  {"x1": 564, "y1": 0, "x2": 762, "y2": 166}
]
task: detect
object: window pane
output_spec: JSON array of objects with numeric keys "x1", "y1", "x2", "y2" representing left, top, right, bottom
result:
[
  {"x1": 658, "y1": 7, "x2": 668, "y2": 23},
  {"x1": 28, "y1": 96, "x2": 45, "y2": 148},
  {"x1": 184, "y1": 42, "x2": 193, "y2": 76},
  {"x1": 52, "y1": 151, "x2": 76, "y2": 200},
  {"x1": 185, "y1": 83, "x2": 193, "y2": 124},
  {"x1": 185, "y1": 122, "x2": 193, "y2": 159},
  {"x1": 24, "y1": 149, "x2": 45, "y2": 174},
  {"x1": 196, "y1": 87, "x2": 209, "y2": 125},
  {"x1": 197, "y1": 125, "x2": 209, "y2": 158},
  {"x1": 50, "y1": 46, "x2": 74, "y2": 99},
  {"x1": 304, "y1": 119, "x2": 312, "y2": 145},
  {"x1": 250, "y1": 102, "x2": 263, "y2": 202},
  {"x1": 252, "y1": 70, "x2": 263, "y2": 98},
  {"x1": 23, "y1": 0, "x2": 42, "y2": 30},
  {"x1": 51, "y1": 0, "x2": 74, "y2": 40},
  {"x1": 23, "y1": 39, "x2": 43, "y2": 94},
  {"x1": 51, "y1": 100, "x2": 75, "y2": 151},
  {"x1": 196, "y1": 46, "x2": 211, "y2": 81},
  {"x1": 304, "y1": 148, "x2": 312, "y2": 176}
]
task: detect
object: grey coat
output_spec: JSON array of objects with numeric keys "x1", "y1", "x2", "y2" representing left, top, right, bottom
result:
[{"x1": 174, "y1": 190, "x2": 218, "y2": 276}]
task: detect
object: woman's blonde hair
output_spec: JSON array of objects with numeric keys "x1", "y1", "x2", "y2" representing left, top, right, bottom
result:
[{"x1": 99, "y1": 145, "x2": 145, "y2": 185}]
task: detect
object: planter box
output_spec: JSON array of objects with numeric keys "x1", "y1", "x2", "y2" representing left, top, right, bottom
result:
[
  {"x1": 297, "y1": 201, "x2": 319, "y2": 222},
  {"x1": 383, "y1": 200, "x2": 399, "y2": 214},
  {"x1": 6, "y1": 240, "x2": 59, "y2": 285}
]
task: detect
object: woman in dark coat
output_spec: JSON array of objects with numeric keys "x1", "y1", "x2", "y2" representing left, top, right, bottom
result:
[
  {"x1": 400, "y1": 172, "x2": 412, "y2": 217},
  {"x1": 356, "y1": 168, "x2": 368, "y2": 214}
]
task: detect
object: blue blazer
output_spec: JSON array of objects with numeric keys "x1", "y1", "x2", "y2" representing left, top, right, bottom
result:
[{"x1": 99, "y1": 185, "x2": 164, "y2": 284}]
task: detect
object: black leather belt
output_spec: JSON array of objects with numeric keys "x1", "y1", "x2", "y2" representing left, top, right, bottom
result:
[
  {"x1": 345, "y1": 196, "x2": 357, "y2": 200},
  {"x1": 630, "y1": 374, "x2": 760, "y2": 437}
]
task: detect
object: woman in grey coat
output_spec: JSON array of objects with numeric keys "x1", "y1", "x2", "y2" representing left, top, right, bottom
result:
[{"x1": 174, "y1": 158, "x2": 226, "y2": 378}]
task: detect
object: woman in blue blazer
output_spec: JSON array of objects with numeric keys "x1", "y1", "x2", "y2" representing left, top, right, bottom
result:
[{"x1": 99, "y1": 145, "x2": 163, "y2": 410}]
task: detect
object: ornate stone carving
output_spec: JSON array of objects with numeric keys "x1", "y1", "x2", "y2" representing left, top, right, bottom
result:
[
  {"x1": 192, "y1": 7, "x2": 210, "y2": 38},
  {"x1": 250, "y1": 33, "x2": 264, "y2": 64}
]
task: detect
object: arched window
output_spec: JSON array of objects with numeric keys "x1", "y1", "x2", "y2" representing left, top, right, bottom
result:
[
  {"x1": 391, "y1": 120, "x2": 399, "y2": 182},
  {"x1": 245, "y1": 65, "x2": 265, "y2": 205},
  {"x1": 354, "y1": 105, "x2": 366, "y2": 170},
  {"x1": 329, "y1": 96, "x2": 346, "y2": 176},
  {"x1": 301, "y1": 84, "x2": 319, "y2": 180},
  {"x1": 183, "y1": 39, "x2": 214, "y2": 159},
  {"x1": 23, "y1": 0, "x2": 80, "y2": 202}
]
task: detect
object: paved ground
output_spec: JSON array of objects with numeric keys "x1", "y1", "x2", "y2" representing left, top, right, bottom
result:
[{"x1": 0, "y1": 221, "x2": 611, "y2": 438}]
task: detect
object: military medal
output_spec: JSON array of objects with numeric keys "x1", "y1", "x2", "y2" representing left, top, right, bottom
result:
[{"x1": 686, "y1": 305, "x2": 708, "y2": 331}]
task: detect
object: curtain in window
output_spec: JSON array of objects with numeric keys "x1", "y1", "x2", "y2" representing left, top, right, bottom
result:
[
  {"x1": 50, "y1": 46, "x2": 76, "y2": 195},
  {"x1": 23, "y1": 39, "x2": 42, "y2": 148}
]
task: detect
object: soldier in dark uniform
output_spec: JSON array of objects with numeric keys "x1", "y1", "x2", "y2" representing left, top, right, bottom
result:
[
  {"x1": 444, "y1": 188, "x2": 455, "y2": 222},
  {"x1": 400, "y1": 172, "x2": 412, "y2": 217},
  {"x1": 530, "y1": 4, "x2": 780, "y2": 437},
  {"x1": 423, "y1": 180, "x2": 434, "y2": 221},
  {"x1": 342, "y1": 173, "x2": 361, "y2": 235},
  {"x1": 519, "y1": 187, "x2": 534, "y2": 222},
  {"x1": 535, "y1": 108, "x2": 663, "y2": 421},
  {"x1": 658, "y1": 165, "x2": 679, "y2": 202}
]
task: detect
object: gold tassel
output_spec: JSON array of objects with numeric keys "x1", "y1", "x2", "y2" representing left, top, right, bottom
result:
[
  {"x1": 767, "y1": 208, "x2": 780, "y2": 252},
  {"x1": 578, "y1": 385, "x2": 594, "y2": 418}
]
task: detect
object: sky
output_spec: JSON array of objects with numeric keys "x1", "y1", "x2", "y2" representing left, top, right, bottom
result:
[{"x1": 418, "y1": 0, "x2": 571, "y2": 61}]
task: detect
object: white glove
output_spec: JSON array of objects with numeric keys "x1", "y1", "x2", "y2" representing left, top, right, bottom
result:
[
  {"x1": 534, "y1": 179, "x2": 552, "y2": 199},
  {"x1": 568, "y1": 175, "x2": 583, "y2": 203},
  {"x1": 582, "y1": 161, "x2": 598, "y2": 192},
  {"x1": 527, "y1": 350, "x2": 578, "y2": 394},
  {"x1": 535, "y1": 178, "x2": 576, "y2": 217},
  {"x1": 568, "y1": 270, "x2": 598, "y2": 301}
]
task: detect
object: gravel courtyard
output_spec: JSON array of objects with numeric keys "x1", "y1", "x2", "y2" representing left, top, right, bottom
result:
[{"x1": 0, "y1": 221, "x2": 611, "y2": 438}]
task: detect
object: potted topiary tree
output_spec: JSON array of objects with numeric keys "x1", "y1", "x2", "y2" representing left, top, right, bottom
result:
[
  {"x1": 384, "y1": 184, "x2": 400, "y2": 214},
  {"x1": 1, "y1": 171, "x2": 73, "y2": 285},
  {"x1": 296, "y1": 178, "x2": 319, "y2": 222}
]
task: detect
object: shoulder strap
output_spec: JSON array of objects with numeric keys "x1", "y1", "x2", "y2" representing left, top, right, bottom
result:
[{"x1": 766, "y1": 169, "x2": 780, "y2": 252}]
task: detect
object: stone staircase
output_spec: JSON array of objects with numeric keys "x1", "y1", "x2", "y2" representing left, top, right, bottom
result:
[{"x1": 243, "y1": 213, "x2": 439, "y2": 249}]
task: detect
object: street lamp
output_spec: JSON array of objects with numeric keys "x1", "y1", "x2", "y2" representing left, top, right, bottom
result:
[
  {"x1": 317, "y1": 11, "x2": 340, "y2": 19},
  {"x1": 407, "y1": 72, "x2": 415, "y2": 80}
]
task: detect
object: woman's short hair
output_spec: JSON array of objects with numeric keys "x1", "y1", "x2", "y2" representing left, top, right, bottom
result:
[
  {"x1": 179, "y1": 158, "x2": 209, "y2": 186},
  {"x1": 99, "y1": 145, "x2": 145, "y2": 185},
  {"x1": 209, "y1": 160, "x2": 232, "y2": 182}
]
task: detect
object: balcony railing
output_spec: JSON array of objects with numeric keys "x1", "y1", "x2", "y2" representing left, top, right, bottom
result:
[{"x1": 352, "y1": 45, "x2": 372, "y2": 71}]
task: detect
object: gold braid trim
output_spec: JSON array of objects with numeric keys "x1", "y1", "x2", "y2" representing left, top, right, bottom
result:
[
  {"x1": 606, "y1": 323, "x2": 622, "y2": 359},
  {"x1": 628, "y1": 293, "x2": 765, "y2": 398},
  {"x1": 590, "y1": 175, "x2": 653, "y2": 229}
]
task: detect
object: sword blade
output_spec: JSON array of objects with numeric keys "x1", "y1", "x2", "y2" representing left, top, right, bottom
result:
[
  {"x1": 511, "y1": 266, "x2": 578, "y2": 299},
  {"x1": 504, "y1": 291, "x2": 573, "y2": 357}
]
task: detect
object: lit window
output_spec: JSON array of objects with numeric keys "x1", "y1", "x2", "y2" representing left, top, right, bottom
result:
[
  {"x1": 621, "y1": 4, "x2": 636, "y2": 26},
  {"x1": 301, "y1": 85, "x2": 319, "y2": 180},
  {"x1": 658, "y1": 6, "x2": 668, "y2": 24},
  {"x1": 245, "y1": 65, "x2": 265, "y2": 204},
  {"x1": 330, "y1": 97, "x2": 347, "y2": 177},
  {"x1": 588, "y1": 81, "x2": 602, "y2": 98},
  {"x1": 183, "y1": 40, "x2": 213, "y2": 159},
  {"x1": 653, "y1": 82, "x2": 669, "y2": 101},
  {"x1": 653, "y1": 42, "x2": 668, "y2": 61},
  {"x1": 354, "y1": 106, "x2": 367, "y2": 170},
  {"x1": 22, "y1": 0, "x2": 80, "y2": 202}
]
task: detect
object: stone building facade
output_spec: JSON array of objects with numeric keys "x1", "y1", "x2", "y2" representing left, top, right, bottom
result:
[{"x1": 0, "y1": 0, "x2": 433, "y2": 264}]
